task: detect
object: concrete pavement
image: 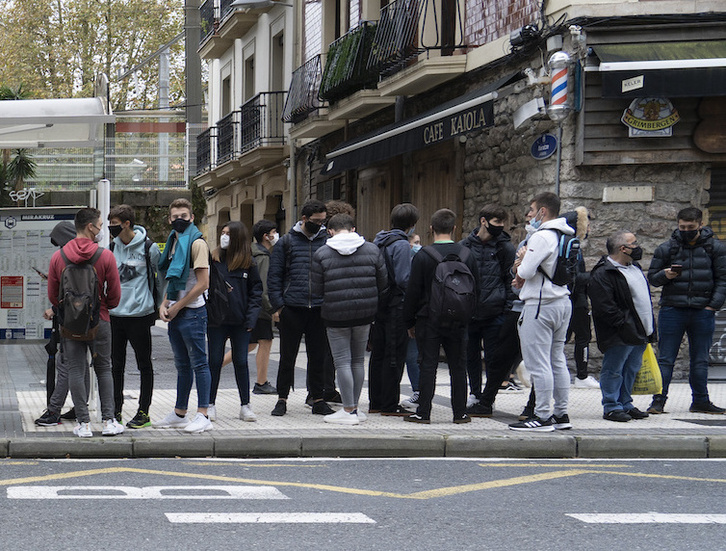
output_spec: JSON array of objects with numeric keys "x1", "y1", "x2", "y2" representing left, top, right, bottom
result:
[{"x1": 2, "y1": 323, "x2": 726, "y2": 459}]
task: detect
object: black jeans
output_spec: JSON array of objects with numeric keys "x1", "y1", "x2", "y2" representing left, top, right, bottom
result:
[
  {"x1": 415, "y1": 318, "x2": 468, "y2": 419},
  {"x1": 111, "y1": 313, "x2": 155, "y2": 415},
  {"x1": 276, "y1": 306, "x2": 327, "y2": 400},
  {"x1": 368, "y1": 305, "x2": 408, "y2": 412},
  {"x1": 480, "y1": 309, "x2": 523, "y2": 407},
  {"x1": 466, "y1": 315, "x2": 505, "y2": 399},
  {"x1": 566, "y1": 305, "x2": 591, "y2": 379}
]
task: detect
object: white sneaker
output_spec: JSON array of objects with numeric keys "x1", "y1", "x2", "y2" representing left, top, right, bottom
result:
[
  {"x1": 207, "y1": 404, "x2": 216, "y2": 421},
  {"x1": 466, "y1": 394, "x2": 480, "y2": 408},
  {"x1": 516, "y1": 361, "x2": 532, "y2": 387},
  {"x1": 574, "y1": 375, "x2": 600, "y2": 389},
  {"x1": 355, "y1": 410, "x2": 367, "y2": 422},
  {"x1": 184, "y1": 412, "x2": 213, "y2": 433},
  {"x1": 102, "y1": 418, "x2": 125, "y2": 436},
  {"x1": 323, "y1": 408, "x2": 359, "y2": 425},
  {"x1": 239, "y1": 404, "x2": 257, "y2": 422},
  {"x1": 73, "y1": 422, "x2": 92, "y2": 438},
  {"x1": 400, "y1": 391, "x2": 420, "y2": 412},
  {"x1": 153, "y1": 411, "x2": 189, "y2": 429}
]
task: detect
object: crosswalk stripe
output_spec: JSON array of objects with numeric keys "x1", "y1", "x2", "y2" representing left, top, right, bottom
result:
[
  {"x1": 568, "y1": 513, "x2": 726, "y2": 524},
  {"x1": 165, "y1": 513, "x2": 376, "y2": 524}
]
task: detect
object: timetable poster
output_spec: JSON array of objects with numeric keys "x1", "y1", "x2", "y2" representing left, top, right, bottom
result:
[{"x1": 0, "y1": 208, "x2": 78, "y2": 341}]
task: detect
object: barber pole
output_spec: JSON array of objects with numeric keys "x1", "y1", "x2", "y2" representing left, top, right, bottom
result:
[{"x1": 547, "y1": 51, "x2": 571, "y2": 122}]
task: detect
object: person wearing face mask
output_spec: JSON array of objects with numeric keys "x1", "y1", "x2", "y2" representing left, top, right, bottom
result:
[
  {"x1": 207, "y1": 221, "x2": 263, "y2": 422},
  {"x1": 107, "y1": 204, "x2": 164, "y2": 429},
  {"x1": 459, "y1": 205, "x2": 516, "y2": 415},
  {"x1": 45, "y1": 207, "x2": 121, "y2": 437},
  {"x1": 267, "y1": 200, "x2": 336, "y2": 417},
  {"x1": 647, "y1": 207, "x2": 726, "y2": 415},
  {"x1": 589, "y1": 231, "x2": 655, "y2": 422}
]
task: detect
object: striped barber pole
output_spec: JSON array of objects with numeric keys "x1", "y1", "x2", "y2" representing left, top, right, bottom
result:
[{"x1": 550, "y1": 67, "x2": 568, "y2": 107}]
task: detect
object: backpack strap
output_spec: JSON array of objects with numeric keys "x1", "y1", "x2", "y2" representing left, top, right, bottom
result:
[{"x1": 423, "y1": 245, "x2": 469, "y2": 264}]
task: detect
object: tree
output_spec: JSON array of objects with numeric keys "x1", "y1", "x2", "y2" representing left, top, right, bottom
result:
[{"x1": 0, "y1": 0, "x2": 185, "y2": 111}]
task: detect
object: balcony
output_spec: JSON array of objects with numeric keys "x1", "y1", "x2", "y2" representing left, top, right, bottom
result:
[
  {"x1": 198, "y1": 0, "x2": 232, "y2": 59},
  {"x1": 198, "y1": 0, "x2": 279, "y2": 59},
  {"x1": 369, "y1": 0, "x2": 468, "y2": 97},
  {"x1": 195, "y1": 92, "x2": 289, "y2": 188}
]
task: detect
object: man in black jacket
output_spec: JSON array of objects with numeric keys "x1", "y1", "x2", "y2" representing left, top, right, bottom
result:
[
  {"x1": 647, "y1": 207, "x2": 726, "y2": 415},
  {"x1": 460, "y1": 204, "x2": 515, "y2": 415},
  {"x1": 589, "y1": 230, "x2": 654, "y2": 422}
]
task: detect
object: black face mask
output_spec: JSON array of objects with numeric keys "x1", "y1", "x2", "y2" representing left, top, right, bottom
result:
[
  {"x1": 109, "y1": 224, "x2": 123, "y2": 238},
  {"x1": 679, "y1": 229, "x2": 699, "y2": 243},
  {"x1": 172, "y1": 218, "x2": 192, "y2": 234},
  {"x1": 627, "y1": 246, "x2": 643, "y2": 261},
  {"x1": 486, "y1": 224, "x2": 504, "y2": 238},
  {"x1": 305, "y1": 220, "x2": 322, "y2": 235}
]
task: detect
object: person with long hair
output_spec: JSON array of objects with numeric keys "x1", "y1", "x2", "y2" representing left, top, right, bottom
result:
[{"x1": 207, "y1": 221, "x2": 263, "y2": 422}]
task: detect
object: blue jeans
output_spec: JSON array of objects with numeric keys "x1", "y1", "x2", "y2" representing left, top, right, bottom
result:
[
  {"x1": 600, "y1": 344, "x2": 646, "y2": 413},
  {"x1": 168, "y1": 306, "x2": 211, "y2": 410},
  {"x1": 657, "y1": 306, "x2": 715, "y2": 403},
  {"x1": 208, "y1": 324, "x2": 252, "y2": 406}
]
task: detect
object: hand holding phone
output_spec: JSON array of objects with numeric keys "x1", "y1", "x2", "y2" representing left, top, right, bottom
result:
[{"x1": 671, "y1": 264, "x2": 683, "y2": 275}]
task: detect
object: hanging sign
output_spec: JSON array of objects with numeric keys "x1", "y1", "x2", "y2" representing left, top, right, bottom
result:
[
  {"x1": 621, "y1": 97, "x2": 680, "y2": 138},
  {"x1": 530, "y1": 133, "x2": 558, "y2": 160}
]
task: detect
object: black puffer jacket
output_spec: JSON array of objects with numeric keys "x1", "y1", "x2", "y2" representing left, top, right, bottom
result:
[
  {"x1": 648, "y1": 227, "x2": 726, "y2": 310},
  {"x1": 311, "y1": 232, "x2": 388, "y2": 327},
  {"x1": 589, "y1": 256, "x2": 655, "y2": 352},
  {"x1": 268, "y1": 221, "x2": 328, "y2": 311},
  {"x1": 459, "y1": 229, "x2": 515, "y2": 319}
]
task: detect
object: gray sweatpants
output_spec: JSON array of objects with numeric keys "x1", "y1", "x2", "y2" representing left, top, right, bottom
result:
[
  {"x1": 519, "y1": 297, "x2": 572, "y2": 420},
  {"x1": 326, "y1": 325, "x2": 369, "y2": 409}
]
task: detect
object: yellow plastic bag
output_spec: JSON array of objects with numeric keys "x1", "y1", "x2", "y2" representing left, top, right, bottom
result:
[{"x1": 631, "y1": 344, "x2": 663, "y2": 395}]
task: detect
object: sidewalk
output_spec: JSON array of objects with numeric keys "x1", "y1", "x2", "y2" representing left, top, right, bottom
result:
[{"x1": 2, "y1": 323, "x2": 726, "y2": 459}]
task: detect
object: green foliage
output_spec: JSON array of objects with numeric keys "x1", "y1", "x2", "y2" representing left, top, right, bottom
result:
[{"x1": 1, "y1": 149, "x2": 38, "y2": 206}]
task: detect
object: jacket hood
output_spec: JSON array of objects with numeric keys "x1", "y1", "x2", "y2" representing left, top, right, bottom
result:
[
  {"x1": 112, "y1": 225, "x2": 147, "y2": 250},
  {"x1": 326, "y1": 232, "x2": 366, "y2": 255},
  {"x1": 252, "y1": 242, "x2": 270, "y2": 258},
  {"x1": 671, "y1": 226, "x2": 715, "y2": 245},
  {"x1": 50, "y1": 221, "x2": 77, "y2": 247},
  {"x1": 292, "y1": 220, "x2": 327, "y2": 240},
  {"x1": 62, "y1": 237, "x2": 101, "y2": 263},
  {"x1": 537, "y1": 217, "x2": 575, "y2": 235},
  {"x1": 374, "y1": 228, "x2": 409, "y2": 247},
  {"x1": 562, "y1": 207, "x2": 589, "y2": 239}
]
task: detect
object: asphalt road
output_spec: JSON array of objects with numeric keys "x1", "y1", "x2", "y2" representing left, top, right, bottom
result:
[{"x1": 1, "y1": 458, "x2": 725, "y2": 550}]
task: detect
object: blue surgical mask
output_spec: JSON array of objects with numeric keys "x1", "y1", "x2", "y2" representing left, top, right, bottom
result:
[
  {"x1": 528, "y1": 209, "x2": 543, "y2": 231},
  {"x1": 411, "y1": 244, "x2": 422, "y2": 256}
]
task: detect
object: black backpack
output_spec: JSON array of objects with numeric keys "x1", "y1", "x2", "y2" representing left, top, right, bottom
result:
[
  {"x1": 539, "y1": 229, "x2": 581, "y2": 287},
  {"x1": 424, "y1": 246, "x2": 476, "y2": 325},
  {"x1": 206, "y1": 260, "x2": 232, "y2": 326},
  {"x1": 58, "y1": 246, "x2": 103, "y2": 341}
]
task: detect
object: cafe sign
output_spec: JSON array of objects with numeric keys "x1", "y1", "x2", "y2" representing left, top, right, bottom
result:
[{"x1": 621, "y1": 97, "x2": 680, "y2": 138}]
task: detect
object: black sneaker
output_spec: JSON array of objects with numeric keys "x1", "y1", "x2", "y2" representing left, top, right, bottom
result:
[
  {"x1": 271, "y1": 399, "x2": 287, "y2": 416},
  {"x1": 404, "y1": 413, "x2": 430, "y2": 424},
  {"x1": 453, "y1": 413, "x2": 472, "y2": 424},
  {"x1": 381, "y1": 406, "x2": 410, "y2": 416},
  {"x1": 689, "y1": 401, "x2": 726, "y2": 414},
  {"x1": 508, "y1": 416, "x2": 555, "y2": 432},
  {"x1": 252, "y1": 381, "x2": 277, "y2": 395},
  {"x1": 647, "y1": 395, "x2": 666, "y2": 414},
  {"x1": 518, "y1": 406, "x2": 534, "y2": 421},
  {"x1": 311, "y1": 401, "x2": 335, "y2": 415},
  {"x1": 324, "y1": 390, "x2": 343, "y2": 404},
  {"x1": 626, "y1": 407, "x2": 649, "y2": 419},
  {"x1": 552, "y1": 414, "x2": 573, "y2": 430},
  {"x1": 466, "y1": 403, "x2": 493, "y2": 417},
  {"x1": 35, "y1": 409, "x2": 61, "y2": 426},
  {"x1": 115, "y1": 412, "x2": 123, "y2": 424},
  {"x1": 305, "y1": 395, "x2": 314, "y2": 407},
  {"x1": 126, "y1": 410, "x2": 151, "y2": 429},
  {"x1": 603, "y1": 410, "x2": 632, "y2": 422},
  {"x1": 60, "y1": 408, "x2": 76, "y2": 420}
]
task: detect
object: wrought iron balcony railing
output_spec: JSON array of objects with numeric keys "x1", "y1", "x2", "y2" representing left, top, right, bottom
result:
[
  {"x1": 319, "y1": 21, "x2": 378, "y2": 104},
  {"x1": 367, "y1": 0, "x2": 465, "y2": 78},
  {"x1": 220, "y1": 0, "x2": 235, "y2": 21},
  {"x1": 216, "y1": 110, "x2": 239, "y2": 164},
  {"x1": 282, "y1": 55, "x2": 323, "y2": 124},
  {"x1": 196, "y1": 126, "x2": 216, "y2": 176},
  {"x1": 200, "y1": 0, "x2": 218, "y2": 44}
]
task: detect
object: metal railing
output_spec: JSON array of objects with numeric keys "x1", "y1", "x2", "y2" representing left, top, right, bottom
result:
[
  {"x1": 200, "y1": 0, "x2": 218, "y2": 44},
  {"x1": 367, "y1": 0, "x2": 465, "y2": 78},
  {"x1": 216, "y1": 111, "x2": 238, "y2": 164},
  {"x1": 319, "y1": 21, "x2": 378, "y2": 103},
  {"x1": 282, "y1": 55, "x2": 323, "y2": 124},
  {"x1": 220, "y1": 0, "x2": 235, "y2": 21},
  {"x1": 196, "y1": 127, "x2": 216, "y2": 176}
]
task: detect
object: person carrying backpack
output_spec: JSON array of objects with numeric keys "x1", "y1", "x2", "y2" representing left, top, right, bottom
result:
[
  {"x1": 107, "y1": 204, "x2": 164, "y2": 429},
  {"x1": 207, "y1": 221, "x2": 263, "y2": 422},
  {"x1": 46, "y1": 207, "x2": 122, "y2": 437},
  {"x1": 402, "y1": 209, "x2": 479, "y2": 424}
]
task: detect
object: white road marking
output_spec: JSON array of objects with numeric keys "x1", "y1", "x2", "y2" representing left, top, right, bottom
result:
[
  {"x1": 165, "y1": 513, "x2": 376, "y2": 524},
  {"x1": 7, "y1": 485, "x2": 288, "y2": 500},
  {"x1": 568, "y1": 513, "x2": 726, "y2": 524}
]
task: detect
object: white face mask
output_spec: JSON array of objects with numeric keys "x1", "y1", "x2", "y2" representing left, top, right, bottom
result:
[
  {"x1": 94, "y1": 229, "x2": 104, "y2": 243},
  {"x1": 220, "y1": 234, "x2": 230, "y2": 249},
  {"x1": 268, "y1": 232, "x2": 279, "y2": 246}
]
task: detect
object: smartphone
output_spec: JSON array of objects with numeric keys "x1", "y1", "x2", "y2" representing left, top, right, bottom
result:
[{"x1": 670, "y1": 264, "x2": 683, "y2": 275}]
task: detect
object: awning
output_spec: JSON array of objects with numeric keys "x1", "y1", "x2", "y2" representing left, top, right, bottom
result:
[
  {"x1": 592, "y1": 40, "x2": 726, "y2": 98},
  {"x1": 323, "y1": 72, "x2": 521, "y2": 175},
  {"x1": 0, "y1": 97, "x2": 114, "y2": 148}
]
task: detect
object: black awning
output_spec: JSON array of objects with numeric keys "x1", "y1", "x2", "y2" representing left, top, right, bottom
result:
[
  {"x1": 593, "y1": 40, "x2": 726, "y2": 98},
  {"x1": 322, "y1": 72, "x2": 521, "y2": 175}
]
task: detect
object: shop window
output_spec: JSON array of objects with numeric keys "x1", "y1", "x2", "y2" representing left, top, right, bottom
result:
[{"x1": 317, "y1": 178, "x2": 342, "y2": 202}]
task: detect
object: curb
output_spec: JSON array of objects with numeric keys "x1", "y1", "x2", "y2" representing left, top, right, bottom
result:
[
  {"x1": 446, "y1": 435, "x2": 577, "y2": 458},
  {"x1": 576, "y1": 435, "x2": 708, "y2": 458}
]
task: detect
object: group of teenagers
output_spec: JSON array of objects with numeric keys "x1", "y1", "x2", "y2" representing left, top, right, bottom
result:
[{"x1": 36, "y1": 191, "x2": 726, "y2": 437}]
